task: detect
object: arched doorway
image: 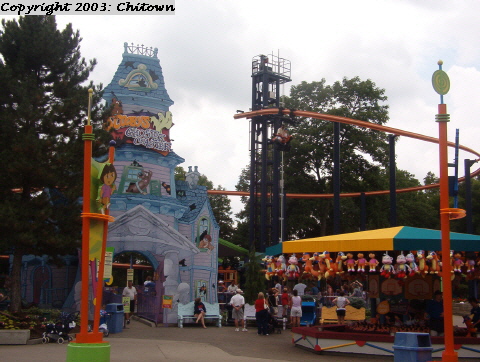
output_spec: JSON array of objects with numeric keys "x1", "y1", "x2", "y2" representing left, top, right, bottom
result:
[{"x1": 106, "y1": 250, "x2": 165, "y2": 324}]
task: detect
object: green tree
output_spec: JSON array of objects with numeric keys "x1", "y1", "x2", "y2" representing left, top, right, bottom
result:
[
  {"x1": 283, "y1": 77, "x2": 390, "y2": 237},
  {"x1": 243, "y1": 249, "x2": 265, "y2": 304},
  {"x1": 0, "y1": 16, "x2": 106, "y2": 312},
  {"x1": 235, "y1": 77, "x2": 442, "y2": 241}
]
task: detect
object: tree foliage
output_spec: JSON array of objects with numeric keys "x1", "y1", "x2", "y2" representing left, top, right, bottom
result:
[
  {"x1": 235, "y1": 77, "x2": 444, "y2": 241},
  {"x1": 243, "y1": 249, "x2": 265, "y2": 304},
  {"x1": 0, "y1": 16, "x2": 106, "y2": 312}
]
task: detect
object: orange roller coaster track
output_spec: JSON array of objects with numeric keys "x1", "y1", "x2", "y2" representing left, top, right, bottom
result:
[{"x1": 206, "y1": 109, "x2": 480, "y2": 199}]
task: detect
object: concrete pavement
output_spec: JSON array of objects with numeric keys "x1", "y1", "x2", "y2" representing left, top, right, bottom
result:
[
  {"x1": 0, "y1": 315, "x2": 468, "y2": 361},
  {"x1": 1, "y1": 318, "x2": 392, "y2": 362}
]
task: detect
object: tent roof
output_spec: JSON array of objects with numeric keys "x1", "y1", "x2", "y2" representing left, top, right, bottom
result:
[
  {"x1": 280, "y1": 226, "x2": 480, "y2": 253},
  {"x1": 218, "y1": 238, "x2": 249, "y2": 258}
]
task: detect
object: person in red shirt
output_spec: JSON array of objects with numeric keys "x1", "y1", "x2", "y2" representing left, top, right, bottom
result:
[{"x1": 254, "y1": 292, "x2": 269, "y2": 335}]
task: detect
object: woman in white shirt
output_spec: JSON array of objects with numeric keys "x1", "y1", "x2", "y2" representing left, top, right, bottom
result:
[
  {"x1": 289, "y1": 289, "x2": 302, "y2": 327},
  {"x1": 332, "y1": 291, "x2": 350, "y2": 325}
]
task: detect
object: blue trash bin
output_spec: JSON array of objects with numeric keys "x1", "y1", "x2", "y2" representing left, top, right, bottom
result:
[
  {"x1": 393, "y1": 332, "x2": 433, "y2": 362},
  {"x1": 105, "y1": 303, "x2": 124, "y2": 334}
]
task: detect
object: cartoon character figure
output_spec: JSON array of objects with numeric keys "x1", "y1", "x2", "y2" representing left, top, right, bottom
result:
[
  {"x1": 315, "y1": 252, "x2": 328, "y2": 279},
  {"x1": 356, "y1": 253, "x2": 367, "y2": 273},
  {"x1": 380, "y1": 252, "x2": 395, "y2": 278},
  {"x1": 395, "y1": 252, "x2": 410, "y2": 279},
  {"x1": 286, "y1": 254, "x2": 300, "y2": 279},
  {"x1": 368, "y1": 253, "x2": 379, "y2": 273},
  {"x1": 335, "y1": 252, "x2": 347, "y2": 275},
  {"x1": 416, "y1": 250, "x2": 429, "y2": 275},
  {"x1": 345, "y1": 253, "x2": 356, "y2": 273},
  {"x1": 97, "y1": 163, "x2": 117, "y2": 214},
  {"x1": 427, "y1": 251, "x2": 440, "y2": 274},
  {"x1": 302, "y1": 252, "x2": 313, "y2": 274},
  {"x1": 466, "y1": 252, "x2": 476, "y2": 273},
  {"x1": 452, "y1": 252, "x2": 464, "y2": 273},
  {"x1": 406, "y1": 252, "x2": 418, "y2": 276},
  {"x1": 126, "y1": 169, "x2": 153, "y2": 195},
  {"x1": 320, "y1": 251, "x2": 334, "y2": 278},
  {"x1": 275, "y1": 255, "x2": 287, "y2": 281},
  {"x1": 264, "y1": 256, "x2": 276, "y2": 280},
  {"x1": 198, "y1": 231, "x2": 214, "y2": 254}
]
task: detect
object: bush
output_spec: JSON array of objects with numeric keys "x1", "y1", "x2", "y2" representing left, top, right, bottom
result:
[{"x1": 348, "y1": 297, "x2": 366, "y2": 309}]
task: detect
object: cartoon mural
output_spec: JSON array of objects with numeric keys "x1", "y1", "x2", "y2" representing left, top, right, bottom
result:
[{"x1": 97, "y1": 163, "x2": 117, "y2": 214}]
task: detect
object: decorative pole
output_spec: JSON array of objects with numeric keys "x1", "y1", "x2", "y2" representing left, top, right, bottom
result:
[
  {"x1": 66, "y1": 89, "x2": 113, "y2": 361},
  {"x1": 432, "y1": 60, "x2": 458, "y2": 362}
]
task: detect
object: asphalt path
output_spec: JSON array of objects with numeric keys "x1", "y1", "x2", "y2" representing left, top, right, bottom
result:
[{"x1": 1, "y1": 318, "x2": 393, "y2": 362}]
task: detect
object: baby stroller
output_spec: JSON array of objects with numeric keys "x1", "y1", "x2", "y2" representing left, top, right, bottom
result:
[
  {"x1": 99, "y1": 309, "x2": 110, "y2": 337},
  {"x1": 87, "y1": 309, "x2": 110, "y2": 337},
  {"x1": 42, "y1": 311, "x2": 79, "y2": 344},
  {"x1": 267, "y1": 312, "x2": 282, "y2": 334}
]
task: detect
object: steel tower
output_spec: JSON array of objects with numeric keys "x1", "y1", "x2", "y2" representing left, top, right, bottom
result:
[{"x1": 249, "y1": 54, "x2": 291, "y2": 251}]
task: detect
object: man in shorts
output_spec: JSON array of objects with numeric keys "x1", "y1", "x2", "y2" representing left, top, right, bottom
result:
[
  {"x1": 230, "y1": 289, "x2": 247, "y2": 332},
  {"x1": 122, "y1": 280, "x2": 137, "y2": 324}
]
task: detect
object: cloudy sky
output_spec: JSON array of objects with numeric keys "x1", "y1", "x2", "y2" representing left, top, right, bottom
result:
[{"x1": 5, "y1": 1, "x2": 480, "y2": 218}]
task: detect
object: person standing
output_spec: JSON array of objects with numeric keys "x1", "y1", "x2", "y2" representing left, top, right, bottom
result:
[
  {"x1": 227, "y1": 282, "x2": 237, "y2": 293},
  {"x1": 122, "y1": 280, "x2": 137, "y2": 324},
  {"x1": 332, "y1": 291, "x2": 350, "y2": 325},
  {"x1": 254, "y1": 292, "x2": 269, "y2": 336},
  {"x1": 267, "y1": 288, "x2": 279, "y2": 317},
  {"x1": 468, "y1": 297, "x2": 480, "y2": 332},
  {"x1": 230, "y1": 289, "x2": 247, "y2": 332},
  {"x1": 425, "y1": 290, "x2": 444, "y2": 336},
  {"x1": 293, "y1": 281, "x2": 307, "y2": 296},
  {"x1": 290, "y1": 289, "x2": 302, "y2": 327}
]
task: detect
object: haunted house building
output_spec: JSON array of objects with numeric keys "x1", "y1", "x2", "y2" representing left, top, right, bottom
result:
[{"x1": 102, "y1": 43, "x2": 220, "y2": 323}]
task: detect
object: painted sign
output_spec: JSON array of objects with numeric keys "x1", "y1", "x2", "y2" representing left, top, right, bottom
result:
[
  {"x1": 104, "y1": 247, "x2": 114, "y2": 281},
  {"x1": 377, "y1": 300, "x2": 390, "y2": 315},
  {"x1": 127, "y1": 268, "x2": 134, "y2": 282},
  {"x1": 162, "y1": 295, "x2": 173, "y2": 309},
  {"x1": 105, "y1": 99, "x2": 174, "y2": 156},
  {"x1": 122, "y1": 297, "x2": 131, "y2": 313}
]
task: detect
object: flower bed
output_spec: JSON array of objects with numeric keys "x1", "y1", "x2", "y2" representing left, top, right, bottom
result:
[{"x1": 0, "y1": 307, "x2": 80, "y2": 340}]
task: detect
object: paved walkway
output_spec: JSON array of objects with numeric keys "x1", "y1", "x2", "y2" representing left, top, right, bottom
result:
[
  {"x1": 1, "y1": 318, "x2": 391, "y2": 362},
  {"x1": 1, "y1": 315, "x2": 467, "y2": 361}
]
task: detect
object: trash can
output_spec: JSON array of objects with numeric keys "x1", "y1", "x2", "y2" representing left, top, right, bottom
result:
[
  {"x1": 105, "y1": 303, "x2": 124, "y2": 334},
  {"x1": 393, "y1": 332, "x2": 433, "y2": 362}
]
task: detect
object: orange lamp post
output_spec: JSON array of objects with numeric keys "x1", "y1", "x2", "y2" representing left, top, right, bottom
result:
[
  {"x1": 433, "y1": 60, "x2": 460, "y2": 362},
  {"x1": 66, "y1": 89, "x2": 114, "y2": 361}
]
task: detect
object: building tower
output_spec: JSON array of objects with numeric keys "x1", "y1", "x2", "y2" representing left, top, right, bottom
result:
[{"x1": 249, "y1": 54, "x2": 291, "y2": 251}]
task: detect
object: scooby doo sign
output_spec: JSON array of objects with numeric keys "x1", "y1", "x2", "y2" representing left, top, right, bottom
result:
[{"x1": 105, "y1": 98, "x2": 174, "y2": 156}]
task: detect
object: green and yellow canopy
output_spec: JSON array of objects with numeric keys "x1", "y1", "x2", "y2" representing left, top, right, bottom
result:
[{"x1": 272, "y1": 226, "x2": 480, "y2": 254}]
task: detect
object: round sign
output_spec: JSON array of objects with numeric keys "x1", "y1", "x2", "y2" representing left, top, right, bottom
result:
[
  {"x1": 376, "y1": 300, "x2": 390, "y2": 315},
  {"x1": 432, "y1": 69, "x2": 450, "y2": 95}
]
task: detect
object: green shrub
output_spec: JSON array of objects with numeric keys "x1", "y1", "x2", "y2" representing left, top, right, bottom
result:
[{"x1": 348, "y1": 297, "x2": 366, "y2": 309}]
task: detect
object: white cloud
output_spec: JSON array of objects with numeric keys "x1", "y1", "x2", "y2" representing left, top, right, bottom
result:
[{"x1": 7, "y1": 0, "x2": 479, "y2": 218}]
